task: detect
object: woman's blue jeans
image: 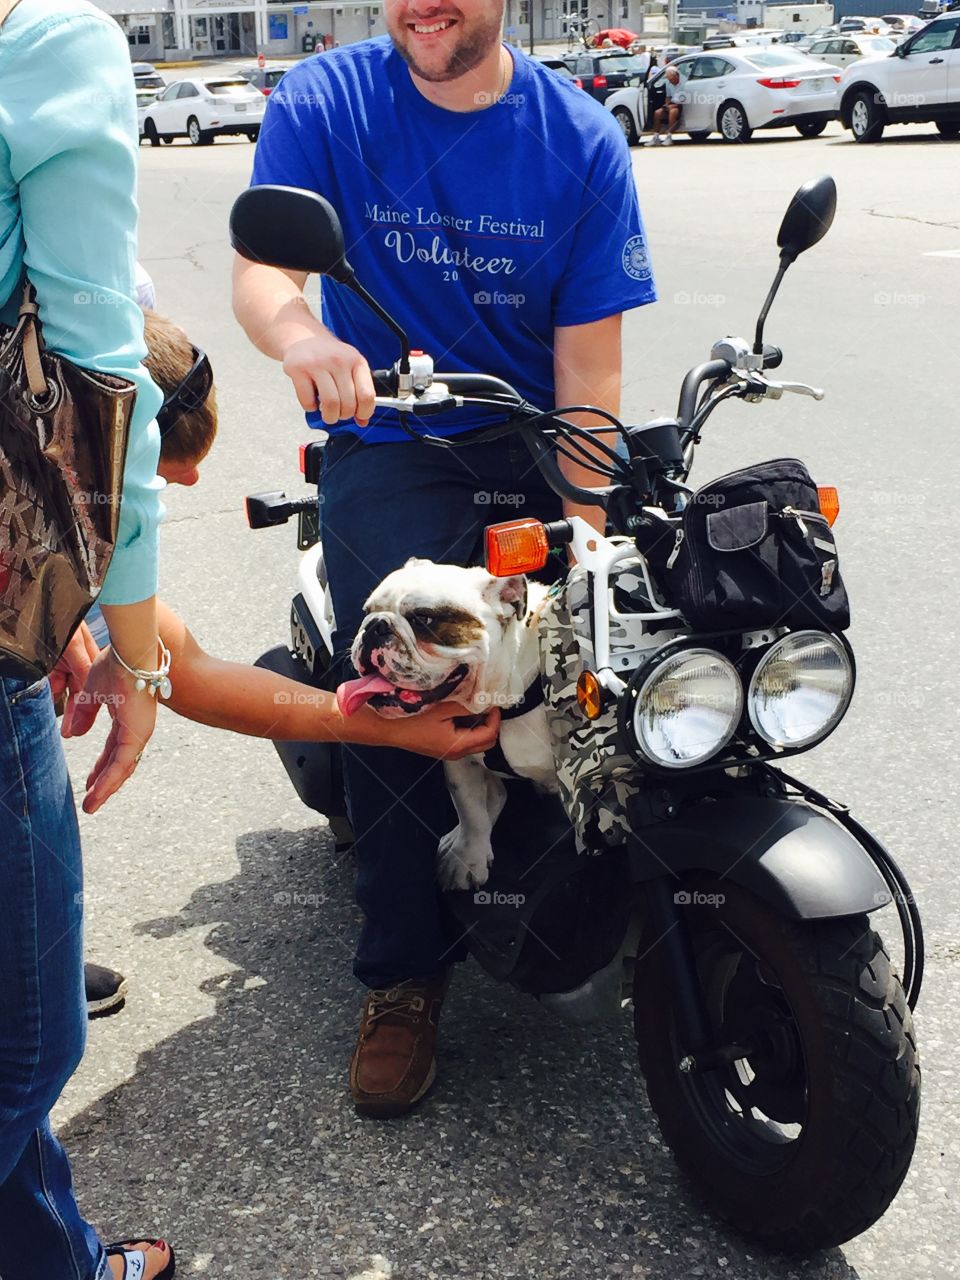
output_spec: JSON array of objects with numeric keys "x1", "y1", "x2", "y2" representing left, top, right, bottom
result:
[{"x1": 0, "y1": 676, "x2": 107, "y2": 1280}]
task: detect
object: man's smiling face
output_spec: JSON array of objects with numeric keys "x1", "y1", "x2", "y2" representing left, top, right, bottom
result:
[{"x1": 385, "y1": 0, "x2": 505, "y2": 82}]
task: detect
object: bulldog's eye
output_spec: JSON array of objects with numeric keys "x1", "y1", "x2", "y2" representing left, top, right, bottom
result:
[{"x1": 410, "y1": 611, "x2": 437, "y2": 631}]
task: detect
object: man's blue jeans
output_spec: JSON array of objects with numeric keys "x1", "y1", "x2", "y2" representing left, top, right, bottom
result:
[
  {"x1": 320, "y1": 432, "x2": 563, "y2": 989},
  {"x1": 0, "y1": 676, "x2": 107, "y2": 1280}
]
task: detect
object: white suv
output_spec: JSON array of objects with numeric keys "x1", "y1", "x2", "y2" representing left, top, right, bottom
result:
[{"x1": 839, "y1": 12, "x2": 960, "y2": 140}]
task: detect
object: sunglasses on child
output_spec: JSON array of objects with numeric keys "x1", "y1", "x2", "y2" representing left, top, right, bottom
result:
[{"x1": 157, "y1": 346, "x2": 213, "y2": 440}]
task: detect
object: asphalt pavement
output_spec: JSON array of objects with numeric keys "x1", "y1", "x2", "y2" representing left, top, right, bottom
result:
[{"x1": 53, "y1": 121, "x2": 960, "y2": 1279}]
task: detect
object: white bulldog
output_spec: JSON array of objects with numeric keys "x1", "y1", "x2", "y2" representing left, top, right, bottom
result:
[{"x1": 336, "y1": 559, "x2": 558, "y2": 891}]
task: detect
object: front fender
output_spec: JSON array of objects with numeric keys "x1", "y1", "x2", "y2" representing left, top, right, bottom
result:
[{"x1": 626, "y1": 797, "x2": 888, "y2": 921}]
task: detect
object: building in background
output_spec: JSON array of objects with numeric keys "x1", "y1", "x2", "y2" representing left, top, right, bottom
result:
[{"x1": 97, "y1": 0, "x2": 388, "y2": 61}]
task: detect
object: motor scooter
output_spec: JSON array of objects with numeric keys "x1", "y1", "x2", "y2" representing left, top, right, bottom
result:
[{"x1": 232, "y1": 176, "x2": 922, "y2": 1251}]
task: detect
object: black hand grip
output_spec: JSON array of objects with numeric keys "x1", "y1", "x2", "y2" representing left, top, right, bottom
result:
[
  {"x1": 677, "y1": 359, "x2": 732, "y2": 429},
  {"x1": 762, "y1": 344, "x2": 783, "y2": 370},
  {"x1": 371, "y1": 368, "x2": 396, "y2": 394}
]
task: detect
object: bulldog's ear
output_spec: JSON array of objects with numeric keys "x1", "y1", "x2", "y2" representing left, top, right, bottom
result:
[
  {"x1": 403, "y1": 556, "x2": 429, "y2": 568},
  {"x1": 485, "y1": 573, "x2": 527, "y2": 621}
]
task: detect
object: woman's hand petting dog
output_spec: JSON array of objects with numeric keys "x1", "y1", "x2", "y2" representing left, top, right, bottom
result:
[{"x1": 354, "y1": 702, "x2": 501, "y2": 760}]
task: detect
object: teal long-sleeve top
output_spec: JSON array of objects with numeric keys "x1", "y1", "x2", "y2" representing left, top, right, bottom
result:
[{"x1": 0, "y1": 0, "x2": 163, "y2": 605}]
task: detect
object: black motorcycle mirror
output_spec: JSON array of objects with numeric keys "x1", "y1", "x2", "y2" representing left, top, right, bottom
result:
[
  {"x1": 753, "y1": 175, "x2": 837, "y2": 355},
  {"x1": 230, "y1": 184, "x2": 411, "y2": 373}
]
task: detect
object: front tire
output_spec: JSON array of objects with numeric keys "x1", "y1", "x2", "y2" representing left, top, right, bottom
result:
[
  {"x1": 718, "y1": 100, "x2": 752, "y2": 143},
  {"x1": 613, "y1": 107, "x2": 638, "y2": 146},
  {"x1": 245, "y1": 127, "x2": 261, "y2": 142},
  {"x1": 849, "y1": 90, "x2": 885, "y2": 142},
  {"x1": 796, "y1": 119, "x2": 827, "y2": 137},
  {"x1": 143, "y1": 119, "x2": 160, "y2": 148},
  {"x1": 633, "y1": 881, "x2": 919, "y2": 1251},
  {"x1": 936, "y1": 120, "x2": 960, "y2": 138}
]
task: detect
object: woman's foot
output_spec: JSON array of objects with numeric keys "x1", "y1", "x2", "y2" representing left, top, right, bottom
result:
[{"x1": 106, "y1": 1239, "x2": 173, "y2": 1279}]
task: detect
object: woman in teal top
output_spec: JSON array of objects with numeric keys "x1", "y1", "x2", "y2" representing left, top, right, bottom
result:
[{"x1": 0, "y1": 1, "x2": 175, "y2": 1276}]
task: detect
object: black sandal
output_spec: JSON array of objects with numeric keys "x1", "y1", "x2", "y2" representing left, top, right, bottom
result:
[{"x1": 105, "y1": 1239, "x2": 175, "y2": 1279}]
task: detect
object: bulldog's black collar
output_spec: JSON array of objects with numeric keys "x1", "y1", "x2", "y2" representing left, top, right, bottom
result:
[
  {"x1": 483, "y1": 676, "x2": 545, "y2": 779},
  {"x1": 499, "y1": 676, "x2": 545, "y2": 722}
]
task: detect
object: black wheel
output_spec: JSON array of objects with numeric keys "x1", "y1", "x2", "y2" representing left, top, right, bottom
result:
[
  {"x1": 718, "y1": 100, "x2": 752, "y2": 143},
  {"x1": 687, "y1": 129, "x2": 710, "y2": 143},
  {"x1": 613, "y1": 107, "x2": 638, "y2": 146},
  {"x1": 143, "y1": 119, "x2": 160, "y2": 148},
  {"x1": 849, "y1": 90, "x2": 885, "y2": 142},
  {"x1": 187, "y1": 116, "x2": 213, "y2": 146},
  {"x1": 633, "y1": 881, "x2": 920, "y2": 1252},
  {"x1": 245, "y1": 127, "x2": 260, "y2": 142},
  {"x1": 796, "y1": 119, "x2": 827, "y2": 138},
  {"x1": 936, "y1": 120, "x2": 960, "y2": 138},
  {"x1": 160, "y1": 135, "x2": 174, "y2": 145}
]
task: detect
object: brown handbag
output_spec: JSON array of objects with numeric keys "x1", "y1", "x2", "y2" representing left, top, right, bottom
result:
[{"x1": 0, "y1": 283, "x2": 137, "y2": 678}]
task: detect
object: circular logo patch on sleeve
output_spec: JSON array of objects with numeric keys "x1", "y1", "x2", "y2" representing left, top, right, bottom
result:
[{"x1": 622, "y1": 235, "x2": 652, "y2": 282}]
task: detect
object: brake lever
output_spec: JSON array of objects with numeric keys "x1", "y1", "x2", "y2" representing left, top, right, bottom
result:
[
  {"x1": 741, "y1": 373, "x2": 825, "y2": 403},
  {"x1": 373, "y1": 386, "x2": 463, "y2": 415}
]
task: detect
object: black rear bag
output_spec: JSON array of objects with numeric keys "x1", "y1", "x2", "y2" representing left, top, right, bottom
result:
[{"x1": 633, "y1": 457, "x2": 850, "y2": 632}]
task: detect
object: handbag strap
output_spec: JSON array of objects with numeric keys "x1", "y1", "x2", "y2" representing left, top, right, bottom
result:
[{"x1": 18, "y1": 284, "x2": 46, "y2": 398}]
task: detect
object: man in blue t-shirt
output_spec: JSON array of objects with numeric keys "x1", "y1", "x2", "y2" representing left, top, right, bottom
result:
[{"x1": 233, "y1": 0, "x2": 656, "y2": 1119}]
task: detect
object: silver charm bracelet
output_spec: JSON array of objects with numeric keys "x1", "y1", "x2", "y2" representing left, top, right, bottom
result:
[{"x1": 110, "y1": 641, "x2": 173, "y2": 700}]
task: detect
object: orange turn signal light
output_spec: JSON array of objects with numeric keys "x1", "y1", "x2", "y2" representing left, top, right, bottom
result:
[
  {"x1": 485, "y1": 519, "x2": 550, "y2": 577},
  {"x1": 577, "y1": 671, "x2": 604, "y2": 720},
  {"x1": 817, "y1": 486, "x2": 840, "y2": 527}
]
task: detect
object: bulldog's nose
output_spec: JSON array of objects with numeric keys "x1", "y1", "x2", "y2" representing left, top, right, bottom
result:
[{"x1": 364, "y1": 616, "x2": 392, "y2": 643}]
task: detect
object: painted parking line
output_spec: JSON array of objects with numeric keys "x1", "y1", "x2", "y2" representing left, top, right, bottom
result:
[{"x1": 924, "y1": 249, "x2": 960, "y2": 258}]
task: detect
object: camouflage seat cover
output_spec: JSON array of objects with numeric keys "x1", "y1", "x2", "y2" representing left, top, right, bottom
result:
[{"x1": 537, "y1": 563, "x2": 648, "y2": 853}]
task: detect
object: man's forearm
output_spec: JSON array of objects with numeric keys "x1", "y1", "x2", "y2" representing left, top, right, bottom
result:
[
  {"x1": 232, "y1": 256, "x2": 325, "y2": 360},
  {"x1": 554, "y1": 315, "x2": 623, "y2": 535}
]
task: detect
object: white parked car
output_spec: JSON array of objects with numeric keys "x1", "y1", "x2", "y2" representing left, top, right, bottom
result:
[
  {"x1": 881, "y1": 14, "x2": 925, "y2": 36},
  {"x1": 839, "y1": 10, "x2": 960, "y2": 141},
  {"x1": 806, "y1": 33, "x2": 898, "y2": 67},
  {"x1": 140, "y1": 77, "x2": 266, "y2": 146},
  {"x1": 604, "y1": 48, "x2": 840, "y2": 144}
]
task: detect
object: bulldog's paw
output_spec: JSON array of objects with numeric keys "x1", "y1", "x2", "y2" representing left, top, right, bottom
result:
[{"x1": 437, "y1": 827, "x2": 494, "y2": 891}]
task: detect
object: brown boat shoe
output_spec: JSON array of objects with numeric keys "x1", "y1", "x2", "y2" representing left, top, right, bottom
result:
[{"x1": 350, "y1": 972, "x2": 450, "y2": 1118}]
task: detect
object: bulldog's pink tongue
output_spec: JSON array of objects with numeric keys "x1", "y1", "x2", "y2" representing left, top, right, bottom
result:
[{"x1": 336, "y1": 673, "x2": 397, "y2": 717}]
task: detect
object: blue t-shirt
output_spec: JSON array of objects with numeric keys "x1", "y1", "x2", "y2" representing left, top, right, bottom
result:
[{"x1": 251, "y1": 38, "x2": 656, "y2": 443}]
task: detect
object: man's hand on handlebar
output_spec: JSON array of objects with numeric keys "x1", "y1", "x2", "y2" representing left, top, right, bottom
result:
[{"x1": 282, "y1": 332, "x2": 377, "y2": 427}]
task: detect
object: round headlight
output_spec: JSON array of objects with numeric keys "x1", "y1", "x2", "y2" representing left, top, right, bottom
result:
[
  {"x1": 632, "y1": 649, "x2": 743, "y2": 769},
  {"x1": 748, "y1": 631, "x2": 853, "y2": 748}
]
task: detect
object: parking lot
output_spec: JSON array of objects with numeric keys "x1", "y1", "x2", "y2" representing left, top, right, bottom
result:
[{"x1": 54, "y1": 100, "x2": 960, "y2": 1280}]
